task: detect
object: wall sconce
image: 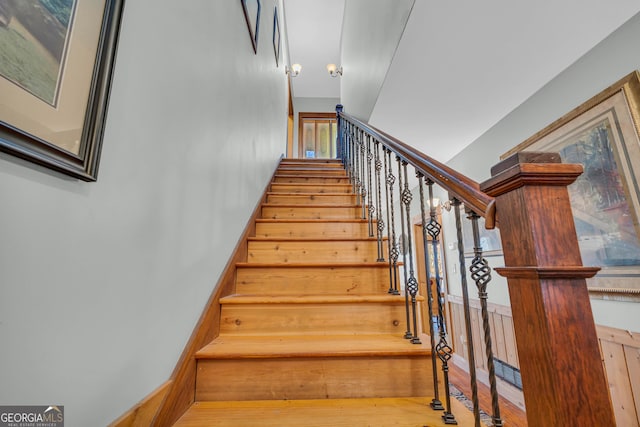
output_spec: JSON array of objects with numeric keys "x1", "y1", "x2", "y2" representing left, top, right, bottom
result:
[
  {"x1": 285, "y1": 63, "x2": 302, "y2": 77},
  {"x1": 326, "y1": 63, "x2": 343, "y2": 77}
]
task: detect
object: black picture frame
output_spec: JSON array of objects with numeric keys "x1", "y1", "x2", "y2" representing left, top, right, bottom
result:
[
  {"x1": 241, "y1": 0, "x2": 261, "y2": 54},
  {"x1": 0, "y1": 0, "x2": 126, "y2": 181},
  {"x1": 272, "y1": 6, "x2": 280, "y2": 66}
]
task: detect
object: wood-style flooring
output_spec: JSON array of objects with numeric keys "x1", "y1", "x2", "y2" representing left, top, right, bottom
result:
[{"x1": 448, "y1": 362, "x2": 528, "y2": 427}]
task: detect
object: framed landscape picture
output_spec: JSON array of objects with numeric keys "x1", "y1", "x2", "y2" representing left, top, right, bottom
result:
[
  {"x1": 503, "y1": 71, "x2": 640, "y2": 299},
  {"x1": 0, "y1": 0, "x2": 125, "y2": 181}
]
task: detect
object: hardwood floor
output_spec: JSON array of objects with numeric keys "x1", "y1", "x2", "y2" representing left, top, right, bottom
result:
[{"x1": 448, "y1": 362, "x2": 528, "y2": 427}]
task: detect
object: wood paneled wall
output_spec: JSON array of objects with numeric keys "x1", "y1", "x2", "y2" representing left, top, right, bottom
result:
[{"x1": 448, "y1": 296, "x2": 640, "y2": 426}]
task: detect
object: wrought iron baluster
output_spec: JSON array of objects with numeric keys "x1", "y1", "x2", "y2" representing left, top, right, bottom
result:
[
  {"x1": 396, "y1": 157, "x2": 413, "y2": 340},
  {"x1": 338, "y1": 118, "x2": 342, "y2": 162},
  {"x1": 453, "y1": 199, "x2": 481, "y2": 427},
  {"x1": 374, "y1": 140, "x2": 385, "y2": 262},
  {"x1": 468, "y1": 210, "x2": 503, "y2": 427},
  {"x1": 418, "y1": 175, "x2": 444, "y2": 411},
  {"x1": 354, "y1": 128, "x2": 361, "y2": 204},
  {"x1": 366, "y1": 135, "x2": 375, "y2": 237},
  {"x1": 346, "y1": 123, "x2": 354, "y2": 184},
  {"x1": 402, "y1": 164, "x2": 421, "y2": 343},
  {"x1": 360, "y1": 132, "x2": 367, "y2": 219},
  {"x1": 384, "y1": 148, "x2": 399, "y2": 295}
]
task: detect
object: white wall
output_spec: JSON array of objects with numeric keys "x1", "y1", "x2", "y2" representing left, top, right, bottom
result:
[
  {"x1": 445, "y1": 12, "x2": 640, "y2": 332},
  {"x1": 291, "y1": 96, "x2": 340, "y2": 157},
  {"x1": 0, "y1": 1, "x2": 288, "y2": 425},
  {"x1": 340, "y1": 0, "x2": 414, "y2": 121}
]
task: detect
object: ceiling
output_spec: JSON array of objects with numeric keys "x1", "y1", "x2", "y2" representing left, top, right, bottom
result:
[
  {"x1": 283, "y1": 0, "x2": 344, "y2": 98},
  {"x1": 284, "y1": 0, "x2": 640, "y2": 162}
]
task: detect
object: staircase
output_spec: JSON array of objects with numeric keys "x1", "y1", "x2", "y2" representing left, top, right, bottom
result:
[{"x1": 172, "y1": 158, "x2": 472, "y2": 426}]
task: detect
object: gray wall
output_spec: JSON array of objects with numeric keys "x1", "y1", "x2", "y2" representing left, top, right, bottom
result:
[
  {"x1": 446, "y1": 12, "x2": 640, "y2": 331},
  {"x1": 0, "y1": 0, "x2": 287, "y2": 425}
]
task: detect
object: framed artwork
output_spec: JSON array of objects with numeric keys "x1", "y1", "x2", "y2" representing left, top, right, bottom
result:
[
  {"x1": 241, "y1": 0, "x2": 261, "y2": 54},
  {"x1": 0, "y1": 0, "x2": 125, "y2": 181},
  {"x1": 503, "y1": 71, "x2": 640, "y2": 298},
  {"x1": 272, "y1": 6, "x2": 280, "y2": 66}
]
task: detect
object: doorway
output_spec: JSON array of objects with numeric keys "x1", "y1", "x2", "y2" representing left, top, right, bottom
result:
[{"x1": 298, "y1": 113, "x2": 337, "y2": 159}]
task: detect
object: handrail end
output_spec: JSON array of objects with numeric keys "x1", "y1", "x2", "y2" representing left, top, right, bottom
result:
[{"x1": 485, "y1": 199, "x2": 497, "y2": 229}]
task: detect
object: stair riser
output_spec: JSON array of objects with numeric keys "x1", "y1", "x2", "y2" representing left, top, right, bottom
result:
[
  {"x1": 266, "y1": 194, "x2": 357, "y2": 205},
  {"x1": 270, "y1": 184, "x2": 354, "y2": 194},
  {"x1": 247, "y1": 240, "x2": 384, "y2": 263},
  {"x1": 255, "y1": 221, "x2": 371, "y2": 239},
  {"x1": 280, "y1": 161, "x2": 343, "y2": 167},
  {"x1": 195, "y1": 356, "x2": 433, "y2": 401},
  {"x1": 236, "y1": 266, "x2": 392, "y2": 295},
  {"x1": 273, "y1": 176, "x2": 350, "y2": 184},
  {"x1": 261, "y1": 206, "x2": 362, "y2": 220},
  {"x1": 219, "y1": 302, "x2": 406, "y2": 335},
  {"x1": 276, "y1": 169, "x2": 347, "y2": 176}
]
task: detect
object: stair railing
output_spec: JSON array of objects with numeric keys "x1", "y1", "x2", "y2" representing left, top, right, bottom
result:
[{"x1": 336, "y1": 105, "x2": 616, "y2": 427}]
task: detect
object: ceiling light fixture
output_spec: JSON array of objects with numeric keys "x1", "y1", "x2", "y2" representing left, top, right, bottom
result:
[
  {"x1": 285, "y1": 63, "x2": 302, "y2": 77},
  {"x1": 327, "y1": 63, "x2": 343, "y2": 77}
]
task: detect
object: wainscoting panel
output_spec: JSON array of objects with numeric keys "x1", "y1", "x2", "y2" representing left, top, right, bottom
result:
[{"x1": 448, "y1": 295, "x2": 640, "y2": 426}]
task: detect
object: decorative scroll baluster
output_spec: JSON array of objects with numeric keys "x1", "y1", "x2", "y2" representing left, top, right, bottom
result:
[
  {"x1": 400, "y1": 163, "x2": 420, "y2": 343},
  {"x1": 374, "y1": 140, "x2": 385, "y2": 262},
  {"x1": 468, "y1": 210, "x2": 503, "y2": 427},
  {"x1": 430, "y1": 189, "x2": 458, "y2": 425},
  {"x1": 366, "y1": 135, "x2": 375, "y2": 237},
  {"x1": 418, "y1": 175, "x2": 444, "y2": 411},
  {"x1": 346, "y1": 123, "x2": 355, "y2": 186},
  {"x1": 354, "y1": 128, "x2": 361, "y2": 205},
  {"x1": 453, "y1": 199, "x2": 481, "y2": 427},
  {"x1": 396, "y1": 156, "x2": 413, "y2": 340},
  {"x1": 360, "y1": 132, "x2": 367, "y2": 220},
  {"x1": 384, "y1": 148, "x2": 399, "y2": 295}
]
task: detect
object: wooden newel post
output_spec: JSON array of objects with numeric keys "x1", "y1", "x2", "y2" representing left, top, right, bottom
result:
[{"x1": 480, "y1": 152, "x2": 616, "y2": 427}]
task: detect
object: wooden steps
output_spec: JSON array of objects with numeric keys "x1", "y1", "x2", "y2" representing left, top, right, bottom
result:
[
  {"x1": 273, "y1": 175, "x2": 350, "y2": 184},
  {"x1": 235, "y1": 262, "x2": 391, "y2": 294},
  {"x1": 174, "y1": 397, "x2": 476, "y2": 426},
  {"x1": 266, "y1": 192, "x2": 357, "y2": 205},
  {"x1": 261, "y1": 204, "x2": 362, "y2": 219},
  {"x1": 255, "y1": 218, "x2": 371, "y2": 239},
  {"x1": 179, "y1": 158, "x2": 440, "y2": 425},
  {"x1": 269, "y1": 182, "x2": 353, "y2": 193},
  {"x1": 218, "y1": 294, "x2": 412, "y2": 335},
  {"x1": 247, "y1": 237, "x2": 384, "y2": 263}
]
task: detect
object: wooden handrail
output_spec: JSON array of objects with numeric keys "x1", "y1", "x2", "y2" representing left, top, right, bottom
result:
[{"x1": 338, "y1": 111, "x2": 497, "y2": 228}]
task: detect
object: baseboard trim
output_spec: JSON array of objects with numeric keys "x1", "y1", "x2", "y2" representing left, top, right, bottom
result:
[
  {"x1": 108, "y1": 380, "x2": 172, "y2": 427},
  {"x1": 451, "y1": 353, "x2": 526, "y2": 411},
  {"x1": 150, "y1": 159, "x2": 282, "y2": 426}
]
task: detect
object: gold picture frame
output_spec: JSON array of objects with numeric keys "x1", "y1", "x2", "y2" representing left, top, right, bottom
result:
[
  {"x1": 0, "y1": 0, "x2": 125, "y2": 181},
  {"x1": 503, "y1": 71, "x2": 640, "y2": 299}
]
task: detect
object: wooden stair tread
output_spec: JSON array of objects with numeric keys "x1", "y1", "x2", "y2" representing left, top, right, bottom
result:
[
  {"x1": 261, "y1": 203, "x2": 360, "y2": 208},
  {"x1": 247, "y1": 236, "x2": 379, "y2": 242},
  {"x1": 219, "y1": 294, "x2": 421, "y2": 304},
  {"x1": 236, "y1": 261, "x2": 392, "y2": 268},
  {"x1": 270, "y1": 182, "x2": 351, "y2": 187},
  {"x1": 256, "y1": 218, "x2": 367, "y2": 223},
  {"x1": 174, "y1": 397, "x2": 476, "y2": 426},
  {"x1": 266, "y1": 192, "x2": 356, "y2": 196},
  {"x1": 273, "y1": 174, "x2": 348, "y2": 178},
  {"x1": 196, "y1": 334, "x2": 431, "y2": 359}
]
